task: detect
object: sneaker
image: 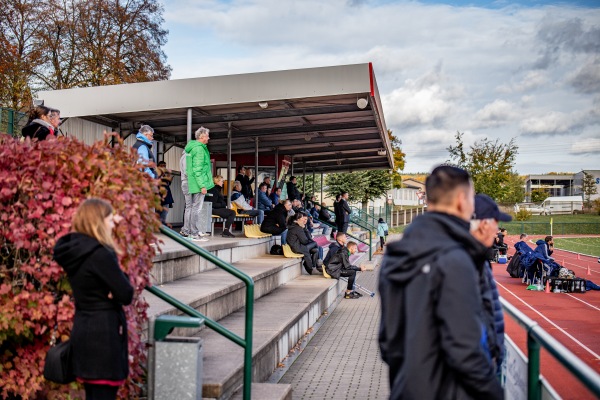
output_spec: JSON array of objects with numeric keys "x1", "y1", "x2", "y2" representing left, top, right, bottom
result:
[
  {"x1": 221, "y1": 231, "x2": 235, "y2": 238},
  {"x1": 351, "y1": 291, "x2": 363, "y2": 297},
  {"x1": 198, "y1": 232, "x2": 210, "y2": 237},
  {"x1": 179, "y1": 231, "x2": 189, "y2": 237},
  {"x1": 190, "y1": 236, "x2": 209, "y2": 242},
  {"x1": 344, "y1": 292, "x2": 361, "y2": 299}
]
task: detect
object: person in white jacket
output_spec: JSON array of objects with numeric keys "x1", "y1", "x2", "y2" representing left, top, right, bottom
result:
[{"x1": 230, "y1": 181, "x2": 263, "y2": 224}]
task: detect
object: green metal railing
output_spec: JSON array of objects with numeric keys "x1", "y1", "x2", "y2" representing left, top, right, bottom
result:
[
  {"x1": 0, "y1": 107, "x2": 27, "y2": 136},
  {"x1": 315, "y1": 214, "x2": 373, "y2": 261},
  {"x1": 500, "y1": 297, "x2": 600, "y2": 399},
  {"x1": 145, "y1": 225, "x2": 254, "y2": 400},
  {"x1": 499, "y1": 222, "x2": 600, "y2": 235},
  {"x1": 349, "y1": 205, "x2": 377, "y2": 231}
]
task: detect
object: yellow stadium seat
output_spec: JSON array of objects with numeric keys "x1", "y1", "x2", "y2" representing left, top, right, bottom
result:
[{"x1": 282, "y1": 244, "x2": 303, "y2": 258}]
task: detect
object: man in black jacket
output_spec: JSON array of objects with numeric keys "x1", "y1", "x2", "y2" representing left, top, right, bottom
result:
[
  {"x1": 261, "y1": 200, "x2": 292, "y2": 244},
  {"x1": 286, "y1": 212, "x2": 323, "y2": 275},
  {"x1": 336, "y1": 191, "x2": 351, "y2": 234},
  {"x1": 325, "y1": 241, "x2": 365, "y2": 299},
  {"x1": 378, "y1": 165, "x2": 503, "y2": 400},
  {"x1": 323, "y1": 232, "x2": 346, "y2": 267},
  {"x1": 286, "y1": 176, "x2": 302, "y2": 201}
]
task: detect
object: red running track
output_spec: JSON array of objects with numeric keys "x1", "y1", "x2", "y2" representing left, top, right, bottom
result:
[{"x1": 494, "y1": 235, "x2": 600, "y2": 399}]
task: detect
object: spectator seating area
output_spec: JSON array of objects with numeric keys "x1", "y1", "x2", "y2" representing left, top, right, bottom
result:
[{"x1": 143, "y1": 224, "x2": 376, "y2": 399}]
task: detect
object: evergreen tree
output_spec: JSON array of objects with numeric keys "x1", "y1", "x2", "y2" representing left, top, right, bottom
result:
[{"x1": 582, "y1": 171, "x2": 598, "y2": 209}]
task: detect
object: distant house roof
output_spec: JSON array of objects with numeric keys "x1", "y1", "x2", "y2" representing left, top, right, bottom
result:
[{"x1": 402, "y1": 178, "x2": 425, "y2": 190}]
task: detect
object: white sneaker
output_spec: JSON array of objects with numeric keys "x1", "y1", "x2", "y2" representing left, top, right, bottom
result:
[
  {"x1": 191, "y1": 236, "x2": 209, "y2": 242},
  {"x1": 198, "y1": 232, "x2": 210, "y2": 237}
]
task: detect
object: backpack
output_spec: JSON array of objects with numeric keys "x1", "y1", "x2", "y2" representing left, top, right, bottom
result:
[
  {"x1": 270, "y1": 244, "x2": 283, "y2": 255},
  {"x1": 506, "y1": 252, "x2": 522, "y2": 278}
]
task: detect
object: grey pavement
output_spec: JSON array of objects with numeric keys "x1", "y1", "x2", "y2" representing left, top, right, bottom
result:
[{"x1": 278, "y1": 235, "x2": 403, "y2": 400}]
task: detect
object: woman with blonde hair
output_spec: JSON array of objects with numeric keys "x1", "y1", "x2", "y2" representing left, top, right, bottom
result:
[{"x1": 53, "y1": 198, "x2": 133, "y2": 400}]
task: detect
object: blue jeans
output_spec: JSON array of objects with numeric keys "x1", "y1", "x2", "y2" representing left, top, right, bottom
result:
[{"x1": 281, "y1": 229, "x2": 288, "y2": 245}]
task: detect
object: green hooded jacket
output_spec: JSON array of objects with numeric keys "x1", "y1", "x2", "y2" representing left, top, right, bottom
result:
[{"x1": 184, "y1": 140, "x2": 214, "y2": 194}]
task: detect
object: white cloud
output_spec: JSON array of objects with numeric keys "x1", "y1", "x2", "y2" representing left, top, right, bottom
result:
[
  {"x1": 570, "y1": 138, "x2": 600, "y2": 155},
  {"x1": 161, "y1": 0, "x2": 600, "y2": 173}
]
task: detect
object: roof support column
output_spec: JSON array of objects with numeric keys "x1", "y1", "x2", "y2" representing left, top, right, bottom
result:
[
  {"x1": 290, "y1": 155, "x2": 294, "y2": 176},
  {"x1": 274, "y1": 148, "x2": 279, "y2": 189},
  {"x1": 302, "y1": 163, "x2": 306, "y2": 204},
  {"x1": 255, "y1": 137, "x2": 259, "y2": 195},
  {"x1": 320, "y1": 172, "x2": 323, "y2": 204},
  {"x1": 312, "y1": 169, "x2": 315, "y2": 200},
  {"x1": 186, "y1": 108, "x2": 192, "y2": 143},
  {"x1": 227, "y1": 122, "x2": 232, "y2": 208}
]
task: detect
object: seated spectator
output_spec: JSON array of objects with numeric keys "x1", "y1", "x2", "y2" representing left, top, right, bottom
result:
[
  {"x1": 519, "y1": 233, "x2": 528, "y2": 243},
  {"x1": 263, "y1": 176, "x2": 272, "y2": 192},
  {"x1": 535, "y1": 235, "x2": 554, "y2": 261},
  {"x1": 205, "y1": 175, "x2": 236, "y2": 238},
  {"x1": 292, "y1": 199, "x2": 315, "y2": 233},
  {"x1": 325, "y1": 241, "x2": 366, "y2": 299},
  {"x1": 256, "y1": 182, "x2": 274, "y2": 213},
  {"x1": 314, "y1": 204, "x2": 330, "y2": 236},
  {"x1": 323, "y1": 232, "x2": 347, "y2": 267},
  {"x1": 493, "y1": 228, "x2": 508, "y2": 255},
  {"x1": 261, "y1": 200, "x2": 292, "y2": 244},
  {"x1": 231, "y1": 180, "x2": 263, "y2": 224},
  {"x1": 270, "y1": 187, "x2": 282, "y2": 205},
  {"x1": 286, "y1": 212, "x2": 323, "y2": 275}
]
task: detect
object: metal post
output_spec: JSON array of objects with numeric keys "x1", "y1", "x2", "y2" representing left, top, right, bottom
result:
[
  {"x1": 7, "y1": 109, "x2": 14, "y2": 135},
  {"x1": 275, "y1": 148, "x2": 279, "y2": 188},
  {"x1": 255, "y1": 137, "x2": 259, "y2": 195},
  {"x1": 186, "y1": 108, "x2": 192, "y2": 143},
  {"x1": 290, "y1": 155, "x2": 294, "y2": 175},
  {"x1": 302, "y1": 163, "x2": 306, "y2": 202},
  {"x1": 312, "y1": 169, "x2": 315, "y2": 199},
  {"x1": 227, "y1": 123, "x2": 232, "y2": 208},
  {"x1": 527, "y1": 333, "x2": 541, "y2": 400},
  {"x1": 320, "y1": 173, "x2": 324, "y2": 203}
]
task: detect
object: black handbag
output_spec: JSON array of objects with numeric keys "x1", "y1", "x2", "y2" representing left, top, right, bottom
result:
[{"x1": 43, "y1": 339, "x2": 75, "y2": 384}]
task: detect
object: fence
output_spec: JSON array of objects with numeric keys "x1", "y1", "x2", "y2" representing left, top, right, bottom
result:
[
  {"x1": 389, "y1": 207, "x2": 426, "y2": 227},
  {"x1": 0, "y1": 107, "x2": 27, "y2": 136},
  {"x1": 500, "y1": 222, "x2": 600, "y2": 235}
]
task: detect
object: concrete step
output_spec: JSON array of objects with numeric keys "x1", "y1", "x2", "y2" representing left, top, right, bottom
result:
[
  {"x1": 144, "y1": 255, "x2": 303, "y2": 338},
  {"x1": 151, "y1": 233, "x2": 274, "y2": 285},
  {"x1": 230, "y1": 383, "x2": 292, "y2": 400},
  {"x1": 195, "y1": 276, "x2": 345, "y2": 399}
]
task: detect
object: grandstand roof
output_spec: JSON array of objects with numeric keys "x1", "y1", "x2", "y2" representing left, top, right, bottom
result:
[{"x1": 37, "y1": 63, "x2": 393, "y2": 173}]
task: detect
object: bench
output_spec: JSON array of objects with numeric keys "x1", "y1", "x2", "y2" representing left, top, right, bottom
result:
[{"x1": 210, "y1": 203, "x2": 256, "y2": 236}]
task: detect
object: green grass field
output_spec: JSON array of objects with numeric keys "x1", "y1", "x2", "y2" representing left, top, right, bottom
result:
[{"x1": 553, "y1": 237, "x2": 600, "y2": 257}]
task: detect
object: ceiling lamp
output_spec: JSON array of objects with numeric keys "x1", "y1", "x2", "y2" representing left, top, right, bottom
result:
[
  {"x1": 258, "y1": 101, "x2": 268, "y2": 109},
  {"x1": 377, "y1": 148, "x2": 386, "y2": 156},
  {"x1": 356, "y1": 98, "x2": 368, "y2": 109}
]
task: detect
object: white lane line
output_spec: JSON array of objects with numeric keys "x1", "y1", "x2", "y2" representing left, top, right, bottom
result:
[
  {"x1": 566, "y1": 294, "x2": 600, "y2": 312},
  {"x1": 497, "y1": 282, "x2": 600, "y2": 360}
]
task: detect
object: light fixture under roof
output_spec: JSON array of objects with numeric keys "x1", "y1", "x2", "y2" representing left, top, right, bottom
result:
[
  {"x1": 377, "y1": 148, "x2": 386, "y2": 156},
  {"x1": 356, "y1": 98, "x2": 368, "y2": 109},
  {"x1": 258, "y1": 101, "x2": 268, "y2": 109}
]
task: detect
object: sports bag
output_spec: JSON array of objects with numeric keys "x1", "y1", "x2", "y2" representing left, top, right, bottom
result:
[
  {"x1": 270, "y1": 244, "x2": 283, "y2": 255},
  {"x1": 43, "y1": 340, "x2": 75, "y2": 384}
]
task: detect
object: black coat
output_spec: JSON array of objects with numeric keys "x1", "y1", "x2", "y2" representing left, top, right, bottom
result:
[
  {"x1": 286, "y1": 181, "x2": 301, "y2": 201},
  {"x1": 286, "y1": 223, "x2": 314, "y2": 254},
  {"x1": 337, "y1": 198, "x2": 351, "y2": 222},
  {"x1": 325, "y1": 246, "x2": 359, "y2": 279},
  {"x1": 206, "y1": 184, "x2": 227, "y2": 209},
  {"x1": 378, "y1": 212, "x2": 502, "y2": 400},
  {"x1": 261, "y1": 203, "x2": 288, "y2": 235},
  {"x1": 53, "y1": 233, "x2": 134, "y2": 381},
  {"x1": 22, "y1": 120, "x2": 54, "y2": 140}
]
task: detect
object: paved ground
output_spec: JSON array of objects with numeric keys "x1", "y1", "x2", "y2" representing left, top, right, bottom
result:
[{"x1": 278, "y1": 236, "x2": 401, "y2": 399}]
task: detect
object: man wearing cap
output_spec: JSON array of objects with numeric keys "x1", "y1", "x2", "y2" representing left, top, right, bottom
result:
[
  {"x1": 470, "y1": 193, "x2": 511, "y2": 374},
  {"x1": 379, "y1": 165, "x2": 502, "y2": 400}
]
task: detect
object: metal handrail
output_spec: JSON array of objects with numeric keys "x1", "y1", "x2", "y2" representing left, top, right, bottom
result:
[
  {"x1": 146, "y1": 225, "x2": 254, "y2": 400},
  {"x1": 500, "y1": 297, "x2": 600, "y2": 399},
  {"x1": 314, "y1": 217, "x2": 373, "y2": 261},
  {"x1": 349, "y1": 205, "x2": 377, "y2": 231}
]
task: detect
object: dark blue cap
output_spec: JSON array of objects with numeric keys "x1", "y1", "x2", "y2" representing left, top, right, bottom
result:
[{"x1": 473, "y1": 194, "x2": 512, "y2": 222}]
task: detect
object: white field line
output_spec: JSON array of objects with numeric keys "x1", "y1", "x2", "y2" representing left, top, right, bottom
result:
[
  {"x1": 566, "y1": 294, "x2": 600, "y2": 312},
  {"x1": 497, "y1": 282, "x2": 600, "y2": 360}
]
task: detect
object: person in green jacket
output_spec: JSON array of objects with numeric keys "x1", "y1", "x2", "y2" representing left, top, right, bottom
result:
[{"x1": 184, "y1": 127, "x2": 214, "y2": 241}]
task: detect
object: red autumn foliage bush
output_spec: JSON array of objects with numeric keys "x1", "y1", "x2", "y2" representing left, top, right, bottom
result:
[{"x1": 0, "y1": 134, "x2": 161, "y2": 399}]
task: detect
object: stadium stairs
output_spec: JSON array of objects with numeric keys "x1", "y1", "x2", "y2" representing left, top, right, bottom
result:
[{"x1": 143, "y1": 224, "x2": 375, "y2": 399}]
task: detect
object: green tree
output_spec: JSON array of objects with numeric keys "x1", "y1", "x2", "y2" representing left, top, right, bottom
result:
[
  {"x1": 325, "y1": 170, "x2": 390, "y2": 211},
  {"x1": 501, "y1": 173, "x2": 525, "y2": 204},
  {"x1": 297, "y1": 173, "x2": 324, "y2": 200},
  {"x1": 582, "y1": 171, "x2": 598, "y2": 209},
  {"x1": 447, "y1": 131, "x2": 519, "y2": 201},
  {"x1": 530, "y1": 188, "x2": 550, "y2": 203},
  {"x1": 388, "y1": 130, "x2": 406, "y2": 188}
]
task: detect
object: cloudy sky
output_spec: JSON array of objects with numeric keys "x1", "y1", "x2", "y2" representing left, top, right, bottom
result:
[{"x1": 161, "y1": 0, "x2": 600, "y2": 174}]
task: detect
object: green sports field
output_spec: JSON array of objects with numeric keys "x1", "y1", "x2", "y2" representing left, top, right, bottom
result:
[{"x1": 553, "y1": 237, "x2": 600, "y2": 257}]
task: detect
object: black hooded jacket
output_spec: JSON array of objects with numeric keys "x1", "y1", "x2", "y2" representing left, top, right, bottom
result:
[
  {"x1": 53, "y1": 232, "x2": 133, "y2": 381},
  {"x1": 378, "y1": 212, "x2": 503, "y2": 400}
]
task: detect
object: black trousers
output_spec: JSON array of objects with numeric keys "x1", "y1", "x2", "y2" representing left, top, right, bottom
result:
[
  {"x1": 213, "y1": 208, "x2": 236, "y2": 230},
  {"x1": 380, "y1": 236, "x2": 385, "y2": 249},
  {"x1": 297, "y1": 243, "x2": 319, "y2": 273},
  {"x1": 340, "y1": 269, "x2": 356, "y2": 290},
  {"x1": 84, "y1": 383, "x2": 119, "y2": 400}
]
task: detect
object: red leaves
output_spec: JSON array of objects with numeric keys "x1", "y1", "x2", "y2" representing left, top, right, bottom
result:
[{"x1": 0, "y1": 134, "x2": 160, "y2": 399}]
